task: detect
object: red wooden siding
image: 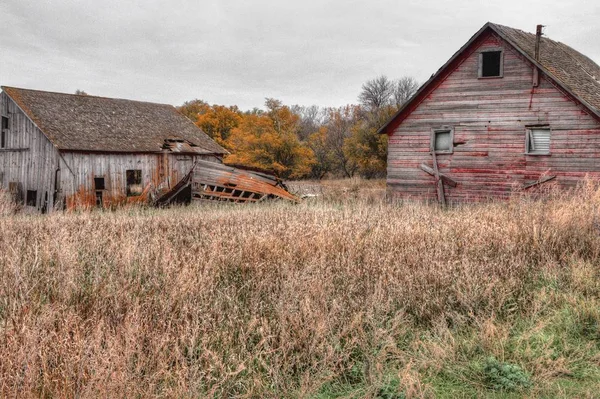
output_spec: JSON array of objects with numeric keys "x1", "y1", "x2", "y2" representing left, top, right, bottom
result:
[{"x1": 387, "y1": 31, "x2": 600, "y2": 202}]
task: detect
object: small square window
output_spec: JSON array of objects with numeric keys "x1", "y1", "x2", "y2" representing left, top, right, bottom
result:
[
  {"x1": 526, "y1": 128, "x2": 551, "y2": 155},
  {"x1": 94, "y1": 177, "x2": 105, "y2": 190},
  {"x1": 26, "y1": 190, "x2": 37, "y2": 207},
  {"x1": 479, "y1": 50, "x2": 503, "y2": 78},
  {"x1": 126, "y1": 169, "x2": 143, "y2": 197},
  {"x1": 431, "y1": 128, "x2": 454, "y2": 154}
]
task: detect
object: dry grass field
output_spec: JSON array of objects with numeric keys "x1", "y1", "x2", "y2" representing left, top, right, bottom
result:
[{"x1": 1, "y1": 181, "x2": 600, "y2": 398}]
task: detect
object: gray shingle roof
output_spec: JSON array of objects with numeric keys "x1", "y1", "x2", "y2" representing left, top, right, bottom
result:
[
  {"x1": 378, "y1": 22, "x2": 600, "y2": 134},
  {"x1": 1, "y1": 86, "x2": 227, "y2": 154},
  {"x1": 491, "y1": 23, "x2": 600, "y2": 113}
]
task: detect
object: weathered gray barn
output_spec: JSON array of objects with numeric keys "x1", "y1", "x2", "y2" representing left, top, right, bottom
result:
[{"x1": 0, "y1": 86, "x2": 227, "y2": 212}]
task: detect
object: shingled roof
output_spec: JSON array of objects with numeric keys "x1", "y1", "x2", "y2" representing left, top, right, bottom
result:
[
  {"x1": 379, "y1": 22, "x2": 600, "y2": 134},
  {"x1": 1, "y1": 86, "x2": 227, "y2": 154},
  {"x1": 491, "y1": 23, "x2": 600, "y2": 113}
]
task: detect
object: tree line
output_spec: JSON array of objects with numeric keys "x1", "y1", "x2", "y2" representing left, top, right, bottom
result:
[{"x1": 177, "y1": 75, "x2": 419, "y2": 179}]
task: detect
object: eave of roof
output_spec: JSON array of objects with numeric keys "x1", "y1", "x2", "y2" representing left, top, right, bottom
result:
[{"x1": 378, "y1": 22, "x2": 600, "y2": 135}]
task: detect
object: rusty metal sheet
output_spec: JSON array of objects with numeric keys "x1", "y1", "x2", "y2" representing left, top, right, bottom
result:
[{"x1": 156, "y1": 160, "x2": 298, "y2": 205}]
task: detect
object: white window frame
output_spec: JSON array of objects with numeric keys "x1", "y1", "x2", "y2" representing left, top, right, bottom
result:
[
  {"x1": 478, "y1": 48, "x2": 504, "y2": 79},
  {"x1": 525, "y1": 127, "x2": 551, "y2": 155},
  {"x1": 430, "y1": 127, "x2": 454, "y2": 154}
]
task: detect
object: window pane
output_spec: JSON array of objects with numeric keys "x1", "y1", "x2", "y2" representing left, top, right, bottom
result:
[
  {"x1": 435, "y1": 131, "x2": 452, "y2": 152},
  {"x1": 481, "y1": 51, "x2": 502, "y2": 77},
  {"x1": 529, "y1": 129, "x2": 550, "y2": 154}
]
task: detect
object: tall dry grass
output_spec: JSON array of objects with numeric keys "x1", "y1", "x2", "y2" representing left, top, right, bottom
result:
[{"x1": 0, "y1": 183, "x2": 599, "y2": 397}]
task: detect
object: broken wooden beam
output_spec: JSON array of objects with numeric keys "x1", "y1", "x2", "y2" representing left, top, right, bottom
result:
[
  {"x1": 431, "y1": 151, "x2": 446, "y2": 206},
  {"x1": 419, "y1": 163, "x2": 458, "y2": 187},
  {"x1": 523, "y1": 175, "x2": 556, "y2": 189}
]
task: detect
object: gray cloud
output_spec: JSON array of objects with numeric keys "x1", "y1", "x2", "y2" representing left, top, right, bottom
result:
[{"x1": 1, "y1": 0, "x2": 598, "y2": 109}]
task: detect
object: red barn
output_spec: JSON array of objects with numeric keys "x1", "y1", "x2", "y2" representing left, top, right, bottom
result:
[{"x1": 379, "y1": 22, "x2": 600, "y2": 203}]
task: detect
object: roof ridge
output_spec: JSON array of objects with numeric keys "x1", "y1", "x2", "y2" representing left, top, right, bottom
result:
[{"x1": 1, "y1": 86, "x2": 175, "y2": 108}]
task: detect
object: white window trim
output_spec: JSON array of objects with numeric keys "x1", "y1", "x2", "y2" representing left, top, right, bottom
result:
[
  {"x1": 525, "y1": 127, "x2": 551, "y2": 155},
  {"x1": 430, "y1": 127, "x2": 454, "y2": 154},
  {"x1": 478, "y1": 48, "x2": 504, "y2": 79}
]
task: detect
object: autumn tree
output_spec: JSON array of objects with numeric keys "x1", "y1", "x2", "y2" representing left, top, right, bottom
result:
[
  {"x1": 344, "y1": 107, "x2": 394, "y2": 178},
  {"x1": 322, "y1": 106, "x2": 361, "y2": 177},
  {"x1": 177, "y1": 99, "x2": 209, "y2": 122},
  {"x1": 196, "y1": 105, "x2": 242, "y2": 149},
  {"x1": 224, "y1": 99, "x2": 315, "y2": 179}
]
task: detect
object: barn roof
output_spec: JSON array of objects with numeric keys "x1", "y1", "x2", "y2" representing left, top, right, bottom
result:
[
  {"x1": 1, "y1": 86, "x2": 227, "y2": 154},
  {"x1": 379, "y1": 22, "x2": 600, "y2": 134}
]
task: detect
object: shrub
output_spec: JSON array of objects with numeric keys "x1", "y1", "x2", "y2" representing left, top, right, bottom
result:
[{"x1": 482, "y1": 357, "x2": 531, "y2": 391}]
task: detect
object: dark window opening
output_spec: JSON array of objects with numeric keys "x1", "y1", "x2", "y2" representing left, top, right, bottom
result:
[
  {"x1": 41, "y1": 192, "x2": 48, "y2": 214},
  {"x1": 94, "y1": 177, "x2": 105, "y2": 190},
  {"x1": 26, "y1": 190, "x2": 37, "y2": 207},
  {"x1": 431, "y1": 128, "x2": 454, "y2": 154},
  {"x1": 126, "y1": 169, "x2": 143, "y2": 197},
  {"x1": 1, "y1": 116, "x2": 7, "y2": 149},
  {"x1": 480, "y1": 50, "x2": 503, "y2": 78}
]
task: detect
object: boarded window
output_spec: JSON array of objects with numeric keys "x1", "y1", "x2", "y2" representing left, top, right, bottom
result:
[
  {"x1": 26, "y1": 190, "x2": 37, "y2": 207},
  {"x1": 431, "y1": 128, "x2": 454, "y2": 154},
  {"x1": 479, "y1": 50, "x2": 503, "y2": 78},
  {"x1": 526, "y1": 128, "x2": 551, "y2": 155},
  {"x1": 126, "y1": 170, "x2": 143, "y2": 197}
]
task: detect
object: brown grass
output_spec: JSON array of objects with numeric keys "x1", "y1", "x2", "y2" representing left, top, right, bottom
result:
[{"x1": 0, "y1": 183, "x2": 599, "y2": 397}]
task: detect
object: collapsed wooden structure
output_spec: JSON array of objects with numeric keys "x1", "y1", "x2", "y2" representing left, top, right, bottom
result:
[
  {"x1": 0, "y1": 87, "x2": 230, "y2": 212},
  {"x1": 156, "y1": 160, "x2": 298, "y2": 205}
]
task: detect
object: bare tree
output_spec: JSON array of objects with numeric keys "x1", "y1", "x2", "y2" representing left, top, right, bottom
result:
[
  {"x1": 358, "y1": 75, "x2": 395, "y2": 110},
  {"x1": 291, "y1": 104, "x2": 326, "y2": 141},
  {"x1": 393, "y1": 77, "x2": 419, "y2": 107},
  {"x1": 75, "y1": 89, "x2": 88, "y2": 96}
]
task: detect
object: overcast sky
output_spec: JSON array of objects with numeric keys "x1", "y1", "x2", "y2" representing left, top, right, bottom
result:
[{"x1": 1, "y1": 0, "x2": 598, "y2": 110}]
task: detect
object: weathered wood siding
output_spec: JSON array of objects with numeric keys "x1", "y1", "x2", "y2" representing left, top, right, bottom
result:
[
  {"x1": 387, "y1": 31, "x2": 600, "y2": 202},
  {"x1": 0, "y1": 92, "x2": 61, "y2": 211},
  {"x1": 59, "y1": 152, "x2": 219, "y2": 208},
  {"x1": 1, "y1": 90, "x2": 223, "y2": 211}
]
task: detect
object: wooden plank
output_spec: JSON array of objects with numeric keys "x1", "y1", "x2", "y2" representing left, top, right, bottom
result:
[
  {"x1": 418, "y1": 163, "x2": 458, "y2": 187},
  {"x1": 523, "y1": 175, "x2": 556, "y2": 189},
  {"x1": 431, "y1": 150, "x2": 446, "y2": 206}
]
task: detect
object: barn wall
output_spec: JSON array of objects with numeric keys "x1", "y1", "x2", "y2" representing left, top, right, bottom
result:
[
  {"x1": 0, "y1": 92, "x2": 61, "y2": 212},
  {"x1": 59, "y1": 152, "x2": 218, "y2": 208},
  {"x1": 387, "y1": 31, "x2": 600, "y2": 202}
]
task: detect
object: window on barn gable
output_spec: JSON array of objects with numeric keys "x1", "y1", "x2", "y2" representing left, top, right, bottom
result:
[
  {"x1": 479, "y1": 49, "x2": 503, "y2": 78},
  {"x1": 431, "y1": 128, "x2": 454, "y2": 154},
  {"x1": 526, "y1": 128, "x2": 551, "y2": 155},
  {"x1": 126, "y1": 170, "x2": 143, "y2": 197}
]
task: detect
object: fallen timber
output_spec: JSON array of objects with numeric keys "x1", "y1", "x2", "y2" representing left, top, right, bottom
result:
[{"x1": 155, "y1": 160, "x2": 298, "y2": 206}]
